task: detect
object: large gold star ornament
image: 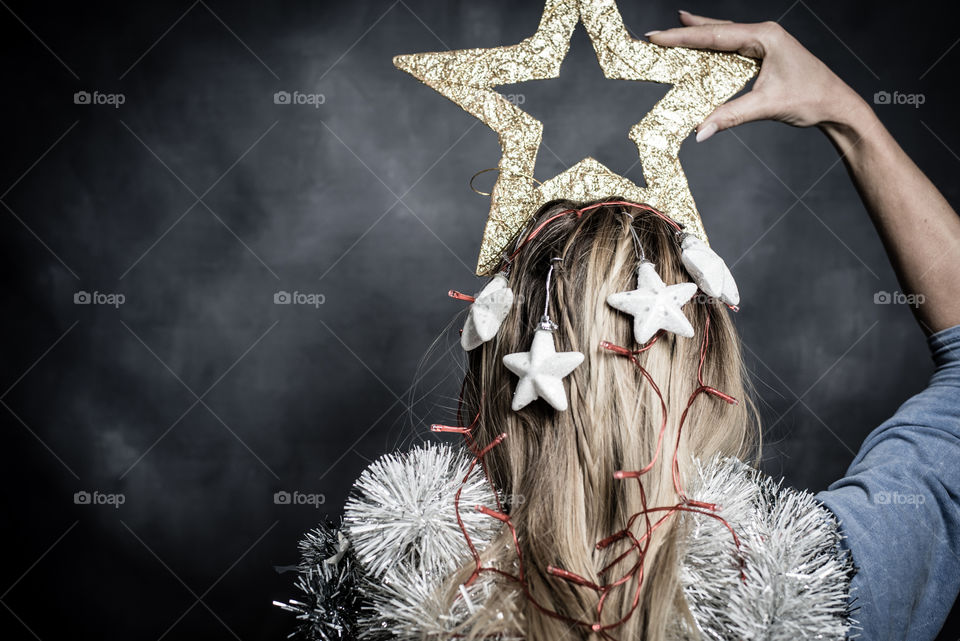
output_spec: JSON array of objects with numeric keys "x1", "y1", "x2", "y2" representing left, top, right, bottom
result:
[{"x1": 393, "y1": 0, "x2": 759, "y2": 275}]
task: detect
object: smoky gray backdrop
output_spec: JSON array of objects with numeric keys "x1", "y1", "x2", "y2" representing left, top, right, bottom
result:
[{"x1": 1, "y1": 0, "x2": 957, "y2": 639}]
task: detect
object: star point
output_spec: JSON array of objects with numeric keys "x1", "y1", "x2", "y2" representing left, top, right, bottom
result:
[
  {"x1": 461, "y1": 274, "x2": 515, "y2": 351},
  {"x1": 680, "y1": 234, "x2": 740, "y2": 307},
  {"x1": 393, "y1": 0, "x2": 759, "y2": 275},
  {"x1": 606, "y1": 261, "x2": 697, "y2": 344},
  {"x1": 503, "y1": 328, "x2": 584, "y2": 411}
]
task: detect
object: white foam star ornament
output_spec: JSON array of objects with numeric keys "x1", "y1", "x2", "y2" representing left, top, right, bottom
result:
[
  {"x1": 461, "y1": 274, "x2": 514, "y2": 351},
  {"x1": 502, "y1": 328, "x2": 584, "y2": 412},
  {"x1": 607, "y1": 261, "x2": 697, "y2": 344},
  {"x1": 680, "y1": 235, "x2": 740, "y2": 307}
]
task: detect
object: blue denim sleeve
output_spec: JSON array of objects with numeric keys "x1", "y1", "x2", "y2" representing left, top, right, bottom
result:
[{"x1": 816, "y1": 323, "x2": 960, "y2": 641}]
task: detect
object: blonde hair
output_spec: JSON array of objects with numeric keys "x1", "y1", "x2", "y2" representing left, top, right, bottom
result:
[{"x1": 439, "y1": 199, "x2": 760, "y2": 640}]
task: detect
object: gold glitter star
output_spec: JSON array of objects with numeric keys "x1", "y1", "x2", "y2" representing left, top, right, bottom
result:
[{"x1": 394, "y1": 0, "x2": 759, "y2": 275}]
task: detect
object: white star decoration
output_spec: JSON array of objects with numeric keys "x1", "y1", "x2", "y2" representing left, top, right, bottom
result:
[
  {"x1": 461, "y1": 274, "x2": 514, "y2": 351},
  {"x1": 680, "y1": 235, "x2": 740, "y2": 307},
  {"x1": 606, "y1": 261, "x2": 697, "y2": 344},
  {"x1": 502, "y1": 328, "x2": 584, "y2": 411}
]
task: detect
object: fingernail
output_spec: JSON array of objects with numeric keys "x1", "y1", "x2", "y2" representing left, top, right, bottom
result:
[
  {"x1": 696, "y1": 122, "x2": 718, "y2": 143},
  {"x1": 678, "y1": 9, "x2": 691, "y2": 15},
  {"x1": 644, "y1": 30, "x2": 661, "y2": 36}
]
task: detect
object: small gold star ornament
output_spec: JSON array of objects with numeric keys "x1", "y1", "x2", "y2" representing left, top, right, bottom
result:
[{"x1": 393, "y1": 0, "x2": 759, "y2": 275}]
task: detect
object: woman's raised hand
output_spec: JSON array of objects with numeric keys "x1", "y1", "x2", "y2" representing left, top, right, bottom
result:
[
  {"x1": 649, "y1": 11, "x2": 960, "y2": 333},
  {"x1": 647, "y1": 10, "x2": 868, "y2": 141}
]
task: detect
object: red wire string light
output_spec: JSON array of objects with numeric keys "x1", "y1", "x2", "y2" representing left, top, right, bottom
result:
[
  {"x1": 448, "y1": 290, "x2": 476, "y2": 303},
  {"x1": 440, "y1": 201, "x2": 746, "y2": 638},
  {"x1": 433, "y1": 384, "x2": 505, "y2": 515}
]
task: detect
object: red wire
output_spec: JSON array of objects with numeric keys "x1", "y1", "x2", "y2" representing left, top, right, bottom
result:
[
  {"x1": 444, "y1": 319, "x2": 746, "y2": 634},
  {"x1": 438, "y1": 203, "x2": 748, "y2": 634},
  {"x1": 505, "y1": 200, "x2": 683, "y2": 266}
]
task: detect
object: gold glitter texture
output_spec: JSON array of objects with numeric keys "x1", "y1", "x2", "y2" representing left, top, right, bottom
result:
[{"x1": 394, "y1": 0, "x2": 759, "y2": 275}]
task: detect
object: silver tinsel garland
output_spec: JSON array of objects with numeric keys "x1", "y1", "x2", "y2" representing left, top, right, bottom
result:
[
  {"x1": 674, "y1": 457, "x2": 857, "y2": 641},
  {"x1": 279, "y1": 453, "x2": 856, "y2": 640},
  {"x1": 343, "y1": 442, "x2": 523, "y2": 640},
  {"x1": 357, "y1": 562, "x2": 513, "y2": 640},
  {"x1": 343, "y1": 442, "x2": 502, "y2": 581},
  {"x1": 273, "y1": 522, "x2": 369, "y2": 641}
]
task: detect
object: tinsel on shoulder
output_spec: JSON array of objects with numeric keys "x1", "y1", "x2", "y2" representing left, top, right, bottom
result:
[
  {"x1": 275, "y1": 445, "x2": 856, "y2": 640},
  {"x1": 275, "y1": 442, "x2": 517, "y2": 641},
  {"x1": 670, "y1": 457, "x2": 858, "y2": 641},
  {"x1": 273, "y1": 522, "x2": 372, "y2": 641},
  {"x1": 343, "y1": 442, "x2": 502, "y2": 581}
]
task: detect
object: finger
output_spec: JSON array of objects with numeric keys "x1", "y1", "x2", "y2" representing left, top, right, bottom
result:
[
  {"x1": 678, "y1": 9, "x2": 732, "y2": 26},
  {"x1": 695, "y1": 91, "x2": 770, "y2": 141},
  {"x1": 647, "y1": 23, "x2": 766, "y2": 58}
]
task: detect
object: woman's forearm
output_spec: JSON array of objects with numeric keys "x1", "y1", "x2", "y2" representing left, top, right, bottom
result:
[{"x1": 821, "y1": 98, "x2": 960, "y2": 333}]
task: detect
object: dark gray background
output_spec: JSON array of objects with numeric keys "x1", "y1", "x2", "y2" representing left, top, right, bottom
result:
[{"x1": 1, "y1": 0, "x2": 957, "y2": 639}]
